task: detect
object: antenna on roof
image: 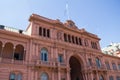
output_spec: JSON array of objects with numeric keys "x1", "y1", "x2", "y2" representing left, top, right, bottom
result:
[{"x1": 65, "y1": 0, "x2": 70, "y2": 20}]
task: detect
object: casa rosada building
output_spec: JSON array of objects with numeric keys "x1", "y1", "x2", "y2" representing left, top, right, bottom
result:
[{"x1": 0, "y1": 14, "x2": 120, "y2": 80}]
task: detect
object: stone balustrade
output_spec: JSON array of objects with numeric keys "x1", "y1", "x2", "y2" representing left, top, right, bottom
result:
[
  {"x1": 0, "y1": 57, "x2": 24, "y2": 65},
  {"x1": 87, "y1": 64, "x2": 107, "y2": 71}
]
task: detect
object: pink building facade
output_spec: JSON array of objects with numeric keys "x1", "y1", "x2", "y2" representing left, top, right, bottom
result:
[{"x1": 0, "y1": 14, "x2": 120, "y2": 80}]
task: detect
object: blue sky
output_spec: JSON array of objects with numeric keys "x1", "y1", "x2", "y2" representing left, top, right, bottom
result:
[{"x1": 0, "y1": 0, "x2": 120, "y2": 48}]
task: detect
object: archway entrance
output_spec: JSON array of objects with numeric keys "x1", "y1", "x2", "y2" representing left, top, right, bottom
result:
[{"x1": 69, "y1": 56, "x2": 83, "y2": 80}]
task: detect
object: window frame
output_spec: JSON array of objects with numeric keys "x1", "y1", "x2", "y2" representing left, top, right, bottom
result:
[
  {"x1": 109, "y1": 76, "x2": 114, "y2": 80},
  {"x1": 118, "y1": 64, "x2": 120, "y2": 70},
  {"x1": 99, "y1": 75, "x2": 104, "y2": 80},
  {"x1": 88, "y1": 58, "x2": 92, "y2": 66},
  {"x1": 9, "y1": 73, "x2": 16, "y2": 80},
  {"x1": 105, "y1": 62, "x2": 111, "y2": 70},
  {"x1": 41, "y1": 48, "x2": 48, "y2": 61},
  {"x1": 96, "y1": 58, "x2": 101, "y2": 68},
  {"x1": 112, "y1": 63, "x2": 117, "y2": 70},
  {"x1": 58, "y1": 54, "x2": 63, "y2": 63},
  {"x1": 41, "y1": 72, "x2": 49, "y2": 80},
  {"x1": 9, "y1": 72, "x2": 22, "y2": 80}
]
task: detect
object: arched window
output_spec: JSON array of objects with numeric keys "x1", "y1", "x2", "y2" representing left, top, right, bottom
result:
[
  {"x1": 109, "y1": 76, "x2": 113, "y2": 80},
  {"x1": 9, "y1": 72, "x2": 22, "y2": 80},
  {"x1": 10, "y1": 73, "x2": 15, "y2": 80},
  {"x1": 41, "y1": 72, "x2": 48, "y2": 80},
  {"x1": 96, "y1": 58, "x2": 101, "y2": 68},
  {"x1": 99, "y1": 75, "x2": 104, "y2": 80},
  {"x1": 105, "y1": 62, "x2": 110, "y2": 70},
  {"x1": 41, "y1": 48, "x2": 48, "y2": 61},
  {"x1": 14, "y1": 44, "x2": 24, "y2": 60},
  {"x1": 3, "y1": 42, "x2": 14, "y2": 59},
  {"x1": 112, "y1": 63, "x2": 117, "y2": 70},
  {"x1": 17, "y1": 73, "x2": 22, "y2": 80},
  {"x1": 116, "y1": 76, "x2": 120, "y2": 80}
]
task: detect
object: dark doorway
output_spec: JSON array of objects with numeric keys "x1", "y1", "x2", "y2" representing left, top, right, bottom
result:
[
  {"x1": 14, "y1": 53, "x2": 23, "y2": 60},
  {"x1": 69, "y1": 56, "x2": 83, "y2": 80}
]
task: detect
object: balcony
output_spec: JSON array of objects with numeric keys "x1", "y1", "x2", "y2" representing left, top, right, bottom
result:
[
  {"x1": 87, "y1": 64, "x2": 107, "y2": 71},
  {"x1": 34, "y1": 60, "x2": 56, "y2": 68},
  {"x1": 0, "y1": 57, "x2": 25, "y2": 65},
  {"x1": 32, "y1": 60, "x2": 67, "y2": 68},
  {"x1": 56, "y1": 62, "x2": 67, "y2": 68}
]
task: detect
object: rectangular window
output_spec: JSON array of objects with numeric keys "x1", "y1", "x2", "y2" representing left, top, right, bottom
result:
[
  {"x1": 118, "y1": 64, "x2": 120, "y2": 70},
  {"x1": 96, "y1": 58, "x2": 101, "y2": 68},
  {"x1": 68, "y1": 35, "x2": 71, "y2": 43},
  {"x1": 91, "y1": 42, "x2": 93, "y2": 48},
  {"x1": 72, "y1": 36, "x2": 75, "y2": 43},
  {"x1": 47, "y1": 29, "x2": 50, "y2": 38},
  {"x1": 109, "y1": 76, "x2": 113, "y2": 80},
  {"x1": 116, "y1": 76, "x2": 120, "y2": 80},
  {"x1": 58, "y1": 55, "x2": 63, "y2": 63},
  {"x1": 39, "y1": 27, "x2": 42, "y2": 36},
  {"x1": 43, "y1": 28, "x2": 46, "y2": 37},
  {"x1": 75, "y1": 37, "x2": 78, "y2": 45},
  {"x1": 88, "y1": 58, "x2": 92, "y2": 66},
  {"x1": 79, "y1": 38, "x2": 82, "y2": 45},
  {"x1": 41, "y1": 53, "x2": 44, "y2": 61},
  {"x1": 105, "y1": 62, "x2": 110, "y2": 70},
  {"x1": 112, "y1": 63, "x2": 117, "y2": 70},
  {"x1": 44, "y1": 53, "x2": 48, "y2": 61},
  {"x1": 64, "y1": 33, "x2": 67, "y2": 42}
]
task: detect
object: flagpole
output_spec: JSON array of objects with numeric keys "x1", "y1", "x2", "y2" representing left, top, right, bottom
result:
[{"x1": 65, "y1": 0, "x2": 70, "y2": 20}]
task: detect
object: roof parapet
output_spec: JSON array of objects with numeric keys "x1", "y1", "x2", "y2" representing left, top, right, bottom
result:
[{"x1": 0, "y1": 25, "x2": 28, "y2": 35}]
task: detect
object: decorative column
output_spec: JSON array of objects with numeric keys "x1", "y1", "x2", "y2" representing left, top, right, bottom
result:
[
  {"x1": 87, "y1": 73, "x2": 89, "y2": 80},
  {"x1": 58, "y1": 68, "x2": 61, "y2": 80},
  {"x1": 55, "y1": 46, "x2": 58, "y2": 63},
  {"x1": 22, "y1": 49, "x2": 26, "y2": 64},
  {"x1": 73, "y1": 36, "x2": 76, "y2": 44},
  {"x1": 104, "y1": 72, "x2": 108, "y2": 80},
  {"x1": 52, "y1": 69, "x2": 55, "y2": 80},
  {"x1": 82, "y1": 73, "x2": 85, "y2": 80},
  {"x1": 88, "y1": 73, "x2": 92, "y2": 80},
  {"x1": 66, "y1": 34, "x2": 68, "y2": 42},
  {"x1": 63, "y1": 49, "x2": 66, "y2": 63},
  {"x1": 85, "y1": 73, "x2": 88, "y2": 80},
  {"x1": 0, "y1": 44, "x2": 4, "y2": 62},
  {"x1": 12, "y1": 46, "x2": 16, "y2": 63},
  {"x1": 96, "y1": 71, "x2": 99, "y2": 80},
  {"x1": 27, "y1": 67, "x2": 32, "y2": 80},
  {"x1": 35, "y1": 70, "x2": 38, "y2": 80},
  {"x1": 77, "y1": 37, "x2": 80, "y2": 45},
  {"x1": 66, "y1": 68, "x2": 70, "y2": 80},
  {"x1": 30, "y1": 67, "x2": 35, "y2": 80},
  {"x1": 81, "y1": 38, "x2": 84, "y2": 46},
  {"x1": 97, "y1": 42, "x2": 101, "y2": 50},
  {"x1": 90, "y1": 72, "x2": 93, "y2": 80},
  {"x1": 25, "y1": 42, "x2": 30, "y2": 65},
  {"x1": 51, "y1": 46, "x2": 55, "y2": 66},
  {"x1": 36, "y1": 44, "x2": 39, "y2": 59},
  {"x1": 29, "y1": 39, "x2": 33, "y2": 62},
  {"x1": 83, "y1": 73, "x2": 86, "y2": 80}
]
